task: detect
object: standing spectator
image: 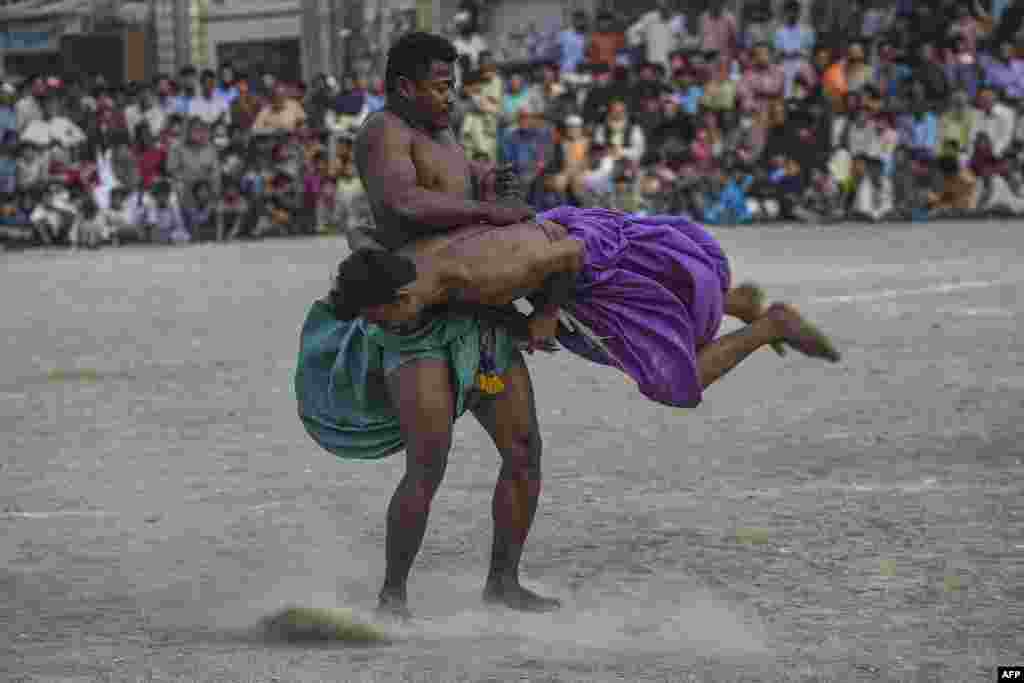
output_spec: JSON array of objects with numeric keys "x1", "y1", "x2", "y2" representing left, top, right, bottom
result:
[
  {"x1": 189, "y1": 70, "x2": 231, "y2": 126},
  {"x1": 775, "y1": 1, "x2": 816, "y2": 98},
  {"x1": 253, "y1": 83, "x2": 306, "y2": 132},
  {"x1": 452, "y1": 10, "x2": 489, "y2": 72},
  {"x1": 586, "y1": 11, "x2": 626, "y2": 70},
  {"x1": 365, "y1": 78, "x2": 386, "y2": 114},
  {"x1": 142, "y1": 179, "x2": 190, "y2": 244},
  {"x1": 460, "y1": 71, "x2": 500, "y2": 163},
  {"x1": 0, "y1": 132, "x2": 16, "y2": 195},
  {"x1": 699, "y1": 0, "x2": 739, "y2": 62},
  {"x1": 558, "y1": 10, "x2": 589, "y2": 74},
  {"x1": 901, "y1": 84, "x2": 939, "y2": 158},
  {"x1": 166, "y1": 118, "x2": 220, "y2": 212},
  {"x1": 501, "y1": 72, "x2": 535, "y2": 125},
  {"x1": 627, "y1": 0, "x2": 682, "y2": 72},
  {"x1": 501, "y1": 109, "x2": 554, "y2": 197},
  {"x1": 215, "y1": 62, "x2": 239, "y2": 104},
  {"x1": 134, "y1": 122, "x2": 167, "y2": 191},
  {"x1": 15, "y1": 77, "x2": 46, "y2": 134},
  {"x1": 738, "y1": 43, "x2": 785, "y2": 114},
  {"x1": 478, "y1": 53, "x2": 504, "y2": 114},
  {"x1": 970, "y1": 87, "x2": 1015, "y2": 157},
  {"x1": 917, "y1": 43, "x2": 952, "y2": 107},
  {"x1": 230, "y1": 75, "x2": 264, "y2": 131},
  {"x1": 124, "y1": 82, "x2": 167, "y2": 141},
  {"x1": 0, "y1": 83, "x2": 16, "y2": 140}
]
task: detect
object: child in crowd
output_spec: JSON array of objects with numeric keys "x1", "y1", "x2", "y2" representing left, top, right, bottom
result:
[
  {"x1": 334, "y1": 158, "x2": 369, "y2": 233},
  {"x1": 70, "y1": 195, "x2": 110, "y2": 249},
  {"x1": 793, "y1": 168, "x2": 844, "y2": 223},
  {"x1": 220, "y1": 179, "x2": 249, "y2": 240},
  {"x1": 184, "y1": 179, "x2": 216, "y2": 241},
  {"x1": 142, "y1": 179, "x2": 190, "y2": 244},
  {"x1": 102, "y1": 186, "x2": 143, "y2": 245},
  {"x1": 30, "y1": 182, "x2": 77, "y2": 244}
]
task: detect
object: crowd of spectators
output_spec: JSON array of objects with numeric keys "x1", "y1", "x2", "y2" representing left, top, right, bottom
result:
[{"x1": 3, "y1": 0, "x2": 1024, "y2": 251}]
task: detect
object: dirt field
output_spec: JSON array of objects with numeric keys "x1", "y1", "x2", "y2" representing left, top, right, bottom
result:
[{"x1": 1, "y1": 219, "x2": 1021, "y2": 682}]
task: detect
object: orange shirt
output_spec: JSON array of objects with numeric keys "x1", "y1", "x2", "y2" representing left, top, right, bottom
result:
[
  {"x1": 822, "y1": 62, "x2": 848, "y2": 108},
  {"x1": 587, "y1": 31, "x2": 626, "y2": 69}
]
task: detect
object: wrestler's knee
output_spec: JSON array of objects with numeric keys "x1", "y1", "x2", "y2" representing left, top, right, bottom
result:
[{"x1": 406, "y1": 436, "x2": 451, "y2": 487}]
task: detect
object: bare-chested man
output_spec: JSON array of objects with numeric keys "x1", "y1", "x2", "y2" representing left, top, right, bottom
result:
[{"x1": 303, "y1": 32, "x2": 559, "y2": 618}]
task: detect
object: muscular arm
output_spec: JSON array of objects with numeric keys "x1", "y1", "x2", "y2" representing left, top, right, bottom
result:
[{"x1": 357, "y1": 116, "x2": 490, "y2": 233}]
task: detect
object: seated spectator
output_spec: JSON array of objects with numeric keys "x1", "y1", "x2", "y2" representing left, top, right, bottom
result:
[
  {"x1": 167, "y1": 118, "x2": 220, "y2": 212},
  {"x1": 929, "y1": 154, "x2": 977, "y2": 216},
  {"x1": 874, "y1": 41, "x2": 914, "y2": 99},
  {"x1": 69, "y1": 195, "x2": 109, "y2": 249},
  {"x1": 220, "y1": 180, "x2": 250, "y2": 241},
  {"x1": 607, "y1": 163, "x2": 645, "y2": 214},
  {"x1": 142, "y1": 179, "x2": 190, "y2": 243},
  {"x1": 101, "y1": 186, "x2": 144, "y2": 245},
  {"x1": 326, "y1": 76, "x2": 369, "y2": 135},
  {"x1": 365, "y1": 78, "x2": 386, "y2": 114},
  {"x1": 580, "y1": 65, "x2": 615, "y2": 125},
  {"x1": 673, "y1": 67, "x2": 704, "y2": 115},
  {"x1": 551, "y1": 114, "x2": 590, "y2": 200},
  {"x1": 184, "y1": 179, "x2": 217, "y2": 241},
  {"x1": 253, "y1": 83, "x2": 306, "y2": 132},
  {"x1": 900, "y1": 83, "x2": 939, "y2": 158},
  {"x1": 971, "y1": 87, "x2": 1015, "y2": 157},
  {"x1": 592, "y1": 98, "x2": 645, "y2": 165},
  {"x1": 939, "y1": 90, "x2": 975, "y2": 161},
  {"x1": 970, "y1": 131, "x2": 1024, "y2": 213},
  {"x1": 702, "y1": 168, "x2": 753, "y2": 225},
  {"x1": 851, "y1": 157, "x2": 895, "y2": 222},
  {"x1": 793, "y1": 168, "x2": 845, "y2": 223},
  {"x1": 17, "y1": 142, "x2": 52, "y2": 196},
  {"x1": 30, "y1": 182, "x2": 77, "y2": 245}
]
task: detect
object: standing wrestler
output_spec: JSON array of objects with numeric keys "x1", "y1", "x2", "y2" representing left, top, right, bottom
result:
[{"x1": 346, "y1": 33, "x2": 557, "y2": 617}]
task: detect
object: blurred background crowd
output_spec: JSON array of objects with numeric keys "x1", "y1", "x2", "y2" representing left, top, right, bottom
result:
[{"x1": 4, "y1": 0, "x2": 1024, "y2": 250}]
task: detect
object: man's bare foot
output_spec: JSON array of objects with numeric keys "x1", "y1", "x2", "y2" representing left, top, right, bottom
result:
[
  {"x1": 483, "y1": 580, "x2": 562, "y2": 612},
  {"x1": 765, "y1": 302, "x2": 841, "y2": 362},
  {"x1": 376, "y1": 590, "x2": 413, "y2": 622},
  {"x1": 728, "y1": 282, "x2": 786, "y2": 357}
]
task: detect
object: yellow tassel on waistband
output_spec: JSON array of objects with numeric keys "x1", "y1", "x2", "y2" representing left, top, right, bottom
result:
[{"x1": 476, "y1": 372, "x2": 505, "y2": 395}]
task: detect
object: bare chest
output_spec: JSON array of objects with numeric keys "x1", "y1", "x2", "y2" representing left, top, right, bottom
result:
[{"x1": 409, "y1": 131, "x2": 472, "y2": 199}]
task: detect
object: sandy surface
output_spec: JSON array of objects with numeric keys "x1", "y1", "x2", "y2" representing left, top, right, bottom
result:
[{"x1": 1, "y1": 220, "x2": 1022, "y2": 682}]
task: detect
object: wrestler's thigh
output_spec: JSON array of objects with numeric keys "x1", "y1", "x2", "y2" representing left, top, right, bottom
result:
[
  {"x1": 386, "y1": 358, "x2": 456, "y2": 471},
  {"x1": 470, "y1": 356, "x2": 541, "y2": 463}
]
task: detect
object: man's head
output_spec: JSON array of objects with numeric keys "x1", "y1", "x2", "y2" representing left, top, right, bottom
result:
[
  {"x1": 329, "y1": 248, "x2": 421, "y2": 323},
  {"x1": 783, "y1": 0, "x2": 800, "y2": 25},
  {"x1": 752, "y1": 43, "x2": 772, "y2": 68},
  {"x1": 219, "y1": 62, "x2": 234, "y2": 85},
  {"x1": 200, "y1": 69, "x2": 216, "y2": 96},
  {"x1": 179, "y1": 65, "x2": 197, "y2": 92},
  {"x1": 977, "y1": 87, "x2": 996, "y2": 112},
  {"x1": 607, "y1": 98, "x2": 627, "y2": 123},
  {"x1": 572, "y1": 10, "x2": 588, "y2": 33},
  {"x1": 596, "y1": 11, "x2": 614, "y2": 32},
  {"x1": 188, "y1": 118, "x2": 210, "y2": 145},
  {"x1": 385, "y1": 32, "x2": 458, "y2": 130},
  {"x1": 508, "y1": 72, "x2": 524, "y2": 93}
]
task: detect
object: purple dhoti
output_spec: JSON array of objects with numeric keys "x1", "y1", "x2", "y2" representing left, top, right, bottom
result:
[{"x1": 537, "y1": 206, "x2": 731, "y2": 408}]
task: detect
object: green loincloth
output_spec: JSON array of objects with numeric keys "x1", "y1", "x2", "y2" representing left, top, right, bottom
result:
[{"x1": 294, "y1": 299, "x2": 519, "y2": 461}]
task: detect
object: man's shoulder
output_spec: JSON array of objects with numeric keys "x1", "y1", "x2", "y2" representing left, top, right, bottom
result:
[{"x1": 356, "y1": 110, "x2": 413, "y2": 146}]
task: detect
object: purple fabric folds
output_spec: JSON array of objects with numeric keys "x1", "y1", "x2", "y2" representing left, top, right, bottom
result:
[{"x1": 538, "y1": 206, "x2": 731, "y2": 408}]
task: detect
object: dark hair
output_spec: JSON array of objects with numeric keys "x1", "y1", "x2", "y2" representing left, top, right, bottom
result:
[
  {"x1": 328, "y1": 248, "x2": 418, "y2": 320},
  {"x1": 192, "y1": 179, "x2": 212, "y2": 198},
  {"x1": 384, "y1": 32, "x2": 458, "y2": 95},
  {"x1": 152, "y1": 179, "x2": 172, "y2": 196},
  {"x1": 201, "y1": 69, "x2": 216, "y2": 81},
  {"x1": 938, "y1": 156, "x2": 959, "y2": 176}
]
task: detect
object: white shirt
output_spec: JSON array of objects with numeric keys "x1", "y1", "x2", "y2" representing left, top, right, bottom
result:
[
  {"x1": 21, "y1": 117, "x2": 86, "y2": 148},
  {"x1": 125, "y1": 104, "x2": 167, "y2": 138},
  {"x1": 188, "y1": 94, "x2": 231, "y2": 126},
  {"x1": 970, "y1": 103, "x2": 1015, "y2": 157},
  {"x1": 453, "y1": 34, "x2": 488, "y2": 71},
  {"x1": 627, "y1": 11, "x2": 682, "y2": 69}
]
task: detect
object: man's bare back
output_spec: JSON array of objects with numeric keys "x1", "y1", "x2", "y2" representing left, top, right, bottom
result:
[{"x1": 395, "y1": 220, "x2": 583, "y2": 309}]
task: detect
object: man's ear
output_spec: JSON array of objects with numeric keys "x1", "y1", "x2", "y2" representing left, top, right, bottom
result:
[{"x1": 396, "y1": 76, "x2": 414, "y2": 101}]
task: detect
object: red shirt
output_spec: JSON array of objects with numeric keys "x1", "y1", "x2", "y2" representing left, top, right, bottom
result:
[{"x1": 136, "y1": 145, "x2": 167, "y2": 189}]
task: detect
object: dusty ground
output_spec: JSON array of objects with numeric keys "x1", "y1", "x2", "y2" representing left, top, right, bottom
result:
[{"x1": 1, "y1": 220, "x2": 1021, "y2": 683}]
